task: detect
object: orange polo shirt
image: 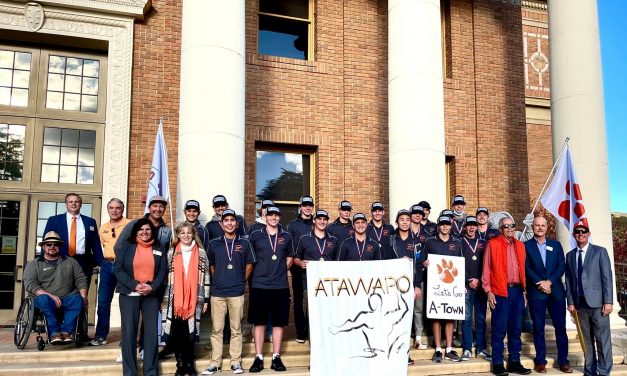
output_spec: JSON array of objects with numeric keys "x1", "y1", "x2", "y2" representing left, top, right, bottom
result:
[{"x1": 99, "y1": 217, "x2": 132, "y2": 259}]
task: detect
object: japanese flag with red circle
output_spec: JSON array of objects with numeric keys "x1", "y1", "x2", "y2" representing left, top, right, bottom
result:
[{"x1": 540, "y1": 146, "x2": 588, "y2": 248}]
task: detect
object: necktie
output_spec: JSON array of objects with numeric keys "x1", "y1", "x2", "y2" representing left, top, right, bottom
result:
[
  {"x1": 69, "y1": 216, "x2": 77, "y2": 256},
  {"x1": 577, "y1": 249, "x2": 584, "y2": 299}
]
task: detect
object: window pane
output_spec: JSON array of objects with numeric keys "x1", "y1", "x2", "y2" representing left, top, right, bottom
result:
[
  {"x1": 59, "y1": 165, "x2": 76, "y2": 183},
  {"x1": 0, "y1": 51, "x2": 13, "y2": 69},
  {"x1": 260, "y1": 0, "x2": 309, "y2": 19},
  {"x1": 38, "y1": 202, "x2": 56, "y2": 219},
  {"x1": 78, "y1": 148, "x2": 94, "y2": 166},
  {"x1": 82, "y1": 77, "x2": 98, "y2": 95},
  {"x1": 0, "y1": 68, "x2": 10, "y2": 86},
  {"x1": 0, "y1": 87, "x2": 9, "y2": 105},
  {"x1": 79, "y1": 130, "x2": 96, "y2": 148},
  {"x1": 41, "y1": 164, "x2": 59, "y2": 182},
  {"x1": 256, "y1": 150, "x2": 308, "y2": 201},
  {"x1": 77, "y1": 166, "x2": 94, "y2": 184},
  {"x1": 83, "y1": 60, "x2": 99, "y2": 78},
  {"x1": 12, "y1": 70, "x2": 29, "y2": 88},
  {"x1": 46, "y1": 91, "x2": 63, "y2": 109},
  {"x1": 61, "y1": 129, "x2": 79, "y2": 147},
  {"x1": 81, "y1": 95, "x2": 98, "y2": 113},
  {"x1": 60, "y1": 146, "x2": 77, "y2": 165},
  {"x1": 48, "y1": 55, "x2": 65, "y2": 73},
  {"x1": 65, "y1": 75, "x2": 81, "y2": 93},
  {"x1": 44, "y1": 127, "x2": 61, "y2": 145},
  {"x1": 66, "y1": 58, "x2": 82, "y2": 75},
  {"x1": 14, "y1": 52, "x2": 31, "y2": 70},
  {"x1": 80, "y1": 203, "x2": 93, "y2": 217},
  {"x1": 258, "y1": 15, "x2": 309, "y2": 60},
  {"x1": 47, "y1": 73, "x2": 64, "y2": 91},
  {"x1": 10, "y1": 88, "x2": 28, "y2": 106},
  {"x1": 8, "y1": 124, "x2": 25, "y2": 142},
  {"x1": 63, "y1": 93, "x2": 81, "y2": 111}
]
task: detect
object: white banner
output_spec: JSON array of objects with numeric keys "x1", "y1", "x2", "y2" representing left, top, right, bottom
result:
[
  {"x1": 306, "y1": 259, "x2": 414, "y2": 376},
  {"x1": 426, "y1": 255, "x2": 465, "y2": 320}
]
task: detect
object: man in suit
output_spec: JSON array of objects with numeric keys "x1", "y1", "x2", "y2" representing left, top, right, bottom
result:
[
  {"x1": 565, "y1": 220, "x2": 613, "y2": 376},
  {"x1": 44, "y1": 193, "x2": 103, "y2": 285},
  {"x1": 524, "y1": 216, "x2": 571, "y2": 373}
]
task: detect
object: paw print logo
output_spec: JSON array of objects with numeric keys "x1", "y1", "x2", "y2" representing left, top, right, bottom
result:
[
  {"x1": 558, "y1": 180, "x2": 586, "y2": 222},
  {"x1": 436, "y1": 259, "x2": 458, "y2": 284}
]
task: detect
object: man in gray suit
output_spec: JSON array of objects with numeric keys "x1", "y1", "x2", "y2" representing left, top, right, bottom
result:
[{"x1": 565, "y1": 220, "x2": 613, "y2": 376}]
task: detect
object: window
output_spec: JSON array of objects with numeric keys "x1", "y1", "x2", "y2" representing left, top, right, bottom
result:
[
  {"x1": 258, "y1": 0, "x2": 314, "y2": 60},
  {"x1": 41, "y1": 127, "x2": 96, "y2": 184},
  {"x1": 45, "y1": 55, "x2": 100, "y2": 113},
  {"x1": 0, "y1": 123, "x2": 26, "y2": 181},
  {"x1": 256, "y1": 148, "x2": 315, "y2": 225},
  {"x1": 0, "y1": 50, "x2": 32, "y2": 107}
]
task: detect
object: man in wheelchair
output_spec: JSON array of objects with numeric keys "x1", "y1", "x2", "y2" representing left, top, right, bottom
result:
[{"x1": 23, "y1": 231, "x2": 89, "y2": 345}]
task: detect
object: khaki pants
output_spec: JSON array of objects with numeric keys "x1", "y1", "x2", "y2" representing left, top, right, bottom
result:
[{"x1": 210, "y1": 295, "x2": 244, "y2": 367}]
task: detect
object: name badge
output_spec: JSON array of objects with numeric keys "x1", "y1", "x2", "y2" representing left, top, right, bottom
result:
[
  {"x1": 153, "y1": 250, "x2": 162, "y2": 256},
  {"x1": 90, "y1": 226, "x2": 95, "y2": 231},
  {"x1": 546, "y1": 246, "x2": 553, "y2": 252},
  {"x1": 43, "y1": 267, "x2": 52, "y2": 271}
]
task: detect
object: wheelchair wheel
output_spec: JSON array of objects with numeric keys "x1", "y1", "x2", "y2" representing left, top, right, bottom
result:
[
  {"x1": 14, "y1": 297, "x2": 35, "y2": 350},
  {"x1": 73, "y1": 310, "x2": 88, "y2": 348},
  {"x1": 37, "y1": 337, "x2": 45, "y2": 351}
]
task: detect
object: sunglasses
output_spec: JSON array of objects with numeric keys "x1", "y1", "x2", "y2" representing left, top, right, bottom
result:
[
  {"x1": 111, "y1": 227, "x2": 116, "y2": 238},
  {"x1": 574, "y1": 229, "x2": 589, "y2": 235},
  {"x1": 44, "y1": 243, "x2": 60, "y2": 247},
  {"x1": 501, "y1": 224, "x2": 516, "y2": 229}
]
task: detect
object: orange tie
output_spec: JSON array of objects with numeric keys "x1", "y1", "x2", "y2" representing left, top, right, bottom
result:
[{"x1": 69, "y1": 216, "x2": 77, "y2": 256}]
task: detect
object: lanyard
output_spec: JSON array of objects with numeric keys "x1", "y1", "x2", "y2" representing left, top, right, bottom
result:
[
  {"x1": 355, "y1": 238, "x2": 366, "y2": 260},
  {"x1": 372, "y1": 225, "x2": 383, "y2": 243},
  {"x1": 453, "y1": 219, "x2": 464, "y2": 235},
  {"x1": 267, "y1": 231, "x2": 278, "y2": 256},
  {"x1": 315, "y1": 236, "x2": 327, "y2": 258},
  {"x1": 463, "y1": 237, "x2": 479, "y2": 254},
  {"x1": 224, "y1": 237, "x2": 235, "y2": 263}
]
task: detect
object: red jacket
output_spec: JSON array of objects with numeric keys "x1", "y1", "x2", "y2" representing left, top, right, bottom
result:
[{"x1": 486, "y1": 235, "x2": 526, "y2": 297}]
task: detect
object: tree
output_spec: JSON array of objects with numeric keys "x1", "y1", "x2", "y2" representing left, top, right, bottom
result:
[{"x1": 257, "y1": 168, "x2": 303, "y2": 202}]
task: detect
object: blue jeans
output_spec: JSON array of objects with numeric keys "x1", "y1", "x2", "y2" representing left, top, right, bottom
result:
[
  {"x1": 95, "y1": 260, "x2": 117, "y2": 339},
  {"x1": 529, "y1": 297, "x2": 569, "y2": 366},
  {"x1": 490, "y1": 286, "x2": 524, "y2": 365},
  {"x1": 34, "y1": 293, "x2": 83, "y2": 336},
  {"x1": 462, "y1": 288, "x2": 487, "y2": 352}
]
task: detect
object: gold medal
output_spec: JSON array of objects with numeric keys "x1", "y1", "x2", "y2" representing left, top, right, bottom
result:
[
  {"x1": 319, "y1": 258, "x2": 325, "y2": 261},
  {"x1": 472, "y1": 255, "x2": 477, "y2": 261},
  {"x1": 227, "y1": 264, "x2": 233, "y2": 270},
  {"x1": 272, "y1": 254, "x2": 278, "y2": 261}
]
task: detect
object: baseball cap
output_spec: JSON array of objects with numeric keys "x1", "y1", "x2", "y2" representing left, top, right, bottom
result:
[
  {"x1": 452, "y1": 195, "x2": 466, "y2": 205},
  {"x1": 371, "y1": 202, "x2": 384, "y2": 211},
  {"x1": 573, "y1": 219, "x2": 590, "y2": 232},
  {"x1": 464, "y1": 216, "x2": 478, "y2": 226},
  {"x1": 353, "y1": 213, "x2": 367, "y2": 222},
  {"x1": 396, "y1": 209, "x2": 411, "y2": 221},
  {"x1": 149, "y1": 195, "x2": 168, "y2": 206},
  {"x1": 212, "y1": 195, "x2": 228, "y2": 207},
  {"x1": 410, "y1": 204, "x2": 425, "y2": 215},
  {"x1": 476, "y1": 207, "x2": 489, "y2": 215},
  {"x1": 440, "y1": 209, "x2": 454, "y2": 218},
  {"x1": 221, "y1": 209, "x2": 236, "y2": 220},
  {"x1": 314, "y1": 209, "x2": 330, "y2": 219},
  {"x1": 184, "y1": 200, "x2": 200, "y2": 210},
  {"x1": 300, "y1": 196, "x2": 314, "y2": 206},
  {"x1": 260, "y1": 199, "x2": 275, "y2": 209},
  {"x1": 438, "y1": 215, "x2": 452, "y2": 225},
  {"x1": 339, "y1": 201, "x2": 352, "y2": 211},
  {"x1": 418, "y1": 201, "x2": 431, "y2": 210},
  {"x1": 266, "y1": 206, "x2": 281, "y2": 216}
]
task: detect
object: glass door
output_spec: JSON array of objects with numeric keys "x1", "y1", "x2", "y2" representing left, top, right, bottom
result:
[{"x1": 0, "y1": 194, "x2": 28, "y2": 323}]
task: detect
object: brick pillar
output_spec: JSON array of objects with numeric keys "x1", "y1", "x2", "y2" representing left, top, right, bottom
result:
[
  {"x1": 388, "y1": 0, "x2": 447, "y2": 216},
  {"x1": 177, "y1": 0, "x2": 246, "y2": 221}
]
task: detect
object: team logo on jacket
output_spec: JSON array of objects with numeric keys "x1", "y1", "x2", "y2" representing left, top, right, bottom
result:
[
  {"x1": 235, "y1": 244, "x2": 243, "y2": 252},
  {"x1": 278, "y1": 237, "x2": 285, "y2": 245},
  {"x1": 366, "y1": 245, "x2": 374, "y2": 252},
  {"x1": 419, "y1": 235, "x2": 426, "y2": 242},
  {"x1": 326, "y1": 242, "x2": 335, "y2": 249},
  {"x1": 406, "y1": 244, "x2": 414, "y2": 252},
  {"x1": 448, "y1": 243, "x2": 457, "y2": 251},
  {"x1": 383, "y1": 229, "x2": 390, "y2": 236}
]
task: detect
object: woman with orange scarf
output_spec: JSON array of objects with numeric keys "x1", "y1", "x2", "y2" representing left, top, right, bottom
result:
[{"x1": 161, "y1": 223, "x2": 210, "y2": 376}]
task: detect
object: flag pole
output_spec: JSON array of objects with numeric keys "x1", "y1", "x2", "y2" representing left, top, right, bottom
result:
[{"x1": 159, "y1": 116, "x2": 176, "y2": 242}]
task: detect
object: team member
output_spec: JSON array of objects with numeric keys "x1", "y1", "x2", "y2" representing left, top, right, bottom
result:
[
  {"x1": 408, "y1": 204, "x2": 429, "y2": 351},
  {"x1": 115, "y1": 195, "x2": 172, "y2": 255},
  {"x1": 565, "y1": 221, "x2": 613, "y2": 376},
  {"x1": 450, "y1": 195, "x2": 467, "y2": 239},
  {"x1": 418, "y1": 201, "x2": 438, "y2": 237},
  {"x1": 115, "y1": 218, "x2": 168, "y2": 376},
  {"x1": 203, "y1": 210, "x2": 256, "y2": 375},
  {"x1": 476, "y1": 207, "x2": 500, "y2": 241},
  {"x1": 327, "y1": 200, "x2": 354, "y2": 244},
  {"x1": 287, "y1": 195, "x2": 315, "y2": 343},
  {"x1": 524, "y1": 216, "x2": 571, "y2": 373},
  {"x1": 23, "y1": 231, "x2": 88, "y2": 345},
  {"x1": 91, "y1": 198, "x2": 132, "y2": 346},
  {"x1": 460, "y1": 216, "x2": 491, "y2": 361},
  {"x1": 420, "y1": 215, "x2": 463, "y2": 363},
  {"x1": 337, "y1": 213, "x2": 382, "y2": 261},
  {"x1": 44, "y1": 193, "x2": 103, "y2": 284},
  {"x1": 205, "y1": 195, "x2": 248, "y2": 240},
  {"x1": 248, "y1": 206, "x2": 293, "y2": 372},
  {"x1": 248, "y1": 199, "x2": 275, "y2": 234},
  {"x1": 183, "y1": 200, "x2": 210, "y2": 250},
  {"x1": 367, "y1": 202, "x2": 395, "y2": 259},
  {"x1": 409, "y1": 204, "x2": 428, "y2": 243},
  {"x1": 482, "y1": 216, "x2": 531, "y2": 376}
]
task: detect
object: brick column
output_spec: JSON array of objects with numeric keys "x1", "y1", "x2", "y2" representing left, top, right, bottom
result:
[
  {"x1": 388, "y1": 0, "x2": 446, "y2": 216},
  {"x1": 177, "y1": 0, "x2": 246, "y2": 220},
  {"x1": 548, "y1": 0, "x2": 623, "y2": 325}
]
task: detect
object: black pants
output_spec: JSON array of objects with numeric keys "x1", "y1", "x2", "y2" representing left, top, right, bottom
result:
[
  {"x1": 120, "y1": 294, "x2": 159, "y2": 376},
  {"x1": 290, "y1": 266, "x2": 307, "y2": 338},
  {"x1": 171, "y1": 317, "x2": 195, "y2": 364}
]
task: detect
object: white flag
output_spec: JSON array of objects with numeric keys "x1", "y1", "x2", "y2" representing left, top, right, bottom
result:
[
  {"x1": 540, "y1": 145, "x2": 588, "y2": 248},
  {"x1": 144, "y1": 122, "x2": 170, "y2": 213}
]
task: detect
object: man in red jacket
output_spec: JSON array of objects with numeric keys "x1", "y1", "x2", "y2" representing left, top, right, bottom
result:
[{"x1": 482, "y1": 216, "x2": 531, "y2": 376}]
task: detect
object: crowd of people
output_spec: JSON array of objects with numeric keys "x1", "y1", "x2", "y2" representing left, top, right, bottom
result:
[{"x1": 22, "y1": 192, "x2": 615, "y2": 376}]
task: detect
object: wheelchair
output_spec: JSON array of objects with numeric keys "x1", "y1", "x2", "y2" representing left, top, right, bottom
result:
[{"x1": 14, "y1": 295, "x2": 88, "y2": 351}]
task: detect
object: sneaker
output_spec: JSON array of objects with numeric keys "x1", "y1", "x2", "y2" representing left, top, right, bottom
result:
[
  {"x1": 432, "y1": 350, "x2": 443, "y2": 363},
  {"x1": 89, "y1": 337, "x2": 108, "y2": 346},
  {"x1": 202, "y1": 365, "x2": 221, "y2": 375},
  {"x1": 231, "y1": 364, "x2": 244, "y2": 374},
  {"x1": 61, "y1": 332, "x2": 73, "y2": 343},
  {"x1": 50, "y1": 333, "x2": 63, "y2": 345},
  {"x1": 295, "y1": 337, "x2": 306, "y2": 344},
  {"x1": 414, "y1": 338, "x2": 428, "y2": 350},
  {"x1": 445, "y1": 350, "x2": 462, "y2": 362},
  {"x1": 477, "y1": 350, "x2": 493, "y2": 361},
  {"x1": 408, "y1": 356, "x2": 414, "y2": 365},
  {"x1": 461, "y1": 349, "x2": 472, "y2": 361},
  {"x1": 115, "y1": 351, "x2": 123, "y2": 363},
  {"x1": 271, "y1": 355, "x2": 287, "y2": 371},
  {"x1": 249, "y1": 356, "x2": 264, "y2": 373}
]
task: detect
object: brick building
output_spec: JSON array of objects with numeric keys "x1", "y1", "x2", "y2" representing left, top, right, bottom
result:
[{"x1": 0, "y1": 0, "x2": 617, "y2": 322}]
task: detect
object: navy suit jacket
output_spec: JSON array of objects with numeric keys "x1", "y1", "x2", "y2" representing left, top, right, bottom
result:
[
  {"x1": 565, "y1": 243, "x2": 613, "y2": 309},
  {"x1": 44, "y1": 213, "x2": 103, "y2": 273},
  {"x1": 524, "y1": 237, "x2": 566, "y2": 302}
]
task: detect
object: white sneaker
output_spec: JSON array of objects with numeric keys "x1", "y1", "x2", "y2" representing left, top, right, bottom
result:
[
  {"x1": 231, "y1": 364, "x2": 244, "y2": 374},
  {"x1": 461, "y1": 349, "x2": 472, "y2": 361},
  {"x1": 116, "y1": 351, "x2": 123, "y2": 363},
  {"x1": 414, "y1": 338, "x2": 427, "y2": 350}
]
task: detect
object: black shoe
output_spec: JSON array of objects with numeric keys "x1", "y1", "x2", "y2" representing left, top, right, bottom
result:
[
  {"x1": 249, "y1": 356, "x2": 264, "y2": 373},
  {"x1": 174, "y1": 353, "x2": 185, "y2": 376},
  {"x1": 158, "y1": 346, "x2": 175, "y2": 360},
  {"x1": 432, "y1": 351, "x2": 443, "y2": 363},
  {"x1": 507, "y1": 361, "x2": 531, "y2": 375},
  {"x1": 271, "y1": 355, "x2": 287, "y2": 371},
  {"x1": 187, "y1": 360, "x2": 198, "y2": 376},
  {"x1": 492, "y1": 364, "x2": 509, "y2": 376},
  {"x1": 408, "y1": 356, "x2": 415, "y2": 365}
]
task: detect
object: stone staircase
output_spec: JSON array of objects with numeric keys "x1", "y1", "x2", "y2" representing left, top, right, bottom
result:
[{"x1": 0, "y1": 327, "x2": 625, "y2": 375}]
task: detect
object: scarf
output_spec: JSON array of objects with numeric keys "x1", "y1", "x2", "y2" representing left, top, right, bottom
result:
[{"x1": 173, "y1": 241, "x2": 199, "y2": 320}]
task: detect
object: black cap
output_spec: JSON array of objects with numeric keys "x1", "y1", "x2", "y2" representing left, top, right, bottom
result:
[
  {"x1": 221, "y1": 209, "x2": 236, "y2": 220},
  {"x1": 300, "y1": 196, "x2": 314, "y2": 206},
  {"x1": 353, "y1": 213, "x2": 367, "y2": 222},
  {"x1": 440, "y1": 209, "x2": 454, "y2": 218},
  {"x1": 418, "y1": 200, "x2": 431, "y2": 210},
  {"x1": 212, "y1": 195, "x2": 228, "y2": 207},
  {"x1": 396, "y1": 209, "x2": 411, "y2": 221},
  {"x1": 266, "y1": 206, "x2": 281, "y2": 216},
  {"x1": 452, "y1": 195, "x2": 466, "y2": 205},
  {"x1": 438, "y1": 215, "x2": 452, "y2": 225},
  {"x1": 260, "y1": 199, "x2": 274, "y2": 209},
  {"x1": 464, "y1": 216, "x2": 478, "y2": 226},
  {"x1": 314, "y1": 209, "x2": 329, "y2": 219},
  {"x1": 371, "y1": 202, "x2": 384, "y2": 211},
  {"x1": 476, "y1": 207, "x2": 489, "y2": 215},
  {"x1": 339, "y1": 201, "x2": 352, "y2": 211},
  {"x1": 410, "y1": 204, "x2": 425, "y2": 215},
  {"x1": 184, "y1": 200, "x2": 200, "y2": 210}
]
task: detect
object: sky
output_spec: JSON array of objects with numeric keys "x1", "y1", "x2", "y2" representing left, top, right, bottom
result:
[{"x1": 598, "y1": 0, "x2": 627, "y2": 213}]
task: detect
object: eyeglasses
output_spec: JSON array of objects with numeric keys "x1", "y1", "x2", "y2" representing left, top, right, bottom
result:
[
  {"x1": 501, "y1": 224, "x2": 516, "y2": 229},
  {"x1": 574, "y1": 229, "x2": 589, "y2": 235},
  {"x1": 111, "y1": 227, "x2": 116, "y2": 238},
  {"x1": 44, "y1": 243, "x2": 59, "y2": 247}
]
